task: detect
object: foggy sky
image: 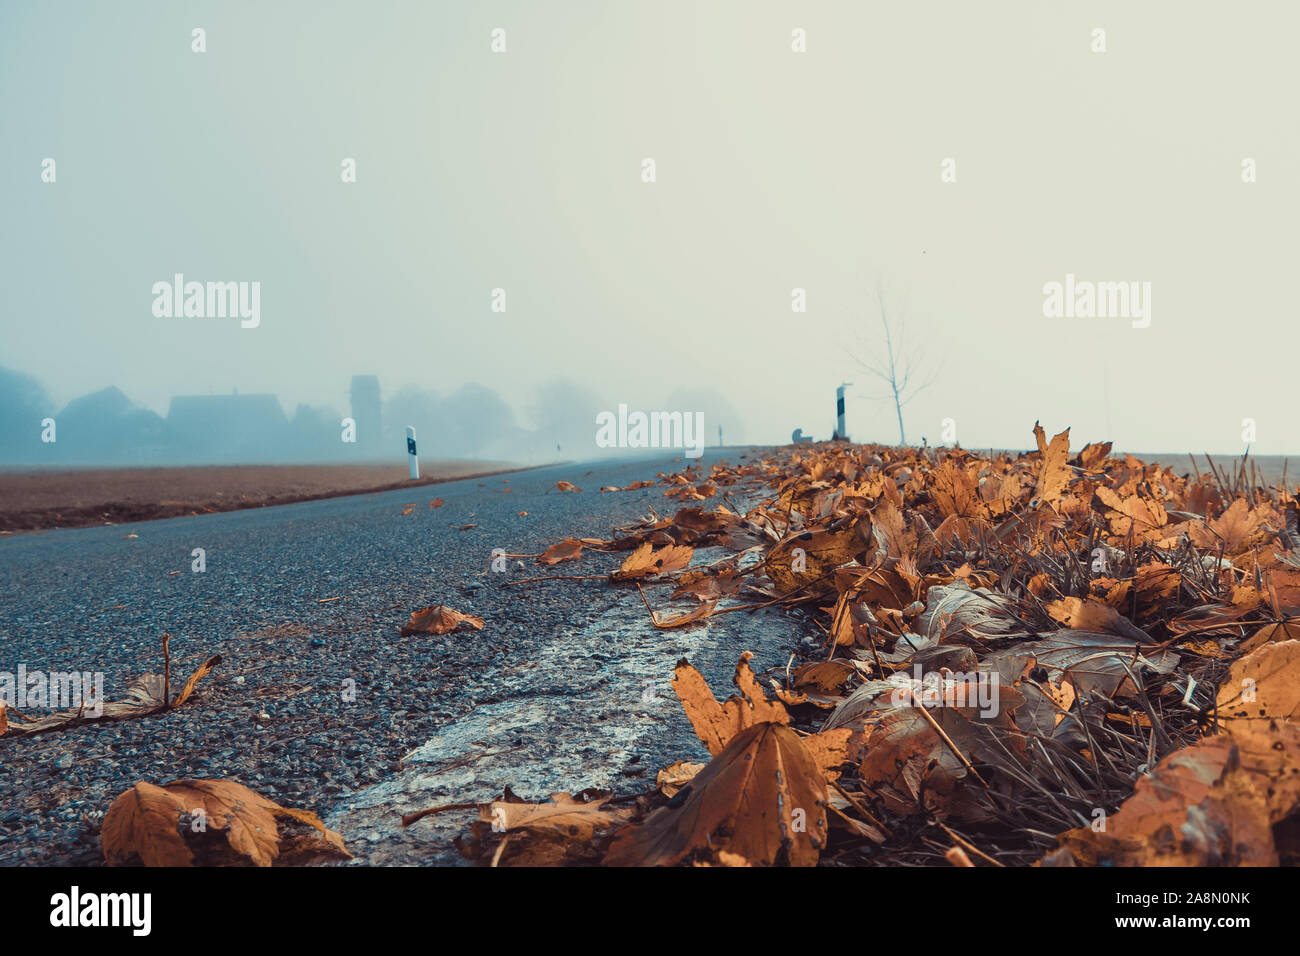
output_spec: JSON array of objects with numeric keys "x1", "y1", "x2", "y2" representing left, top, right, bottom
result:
[{"x1": 3, "y1": 0, "x2": 1298, "y2": 457}]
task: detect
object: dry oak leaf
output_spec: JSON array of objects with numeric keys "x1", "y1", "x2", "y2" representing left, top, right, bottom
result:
[
  {"x1": 429, "y1": 498, "x2": 444, "y2": 508},
  {"x1": 400, "y1": 605, "x2": 485, "y2": 636},
  {"x1": 610, "y1": 541, "x2": 694, "y2": 582},
  {"x1": 537, "y1": 537, "x2": 584, "y2": 565},
  {"x1": 102, "y1": 779, "x2": 349, "y2": 867},
  {"x1": 665, "y1": 506, "x2": 742, "y2": 544},
  {"x1": 604, "y1": 721, "x2": 831, "y2": 867},
  {"x1": 555, "y1": 480, "x2": 582, "y2": 493},
  {"x1": 1215, "y1": 639, "x2": 1300, "y2": 727},
  {"x1": 1032, "y1": 422, "x2": 1072, "y2": 507}
]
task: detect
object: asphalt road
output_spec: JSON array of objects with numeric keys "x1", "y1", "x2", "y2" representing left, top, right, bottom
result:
[{"x1": 0, "y1": 450, "x2": 803, "y2": 866}]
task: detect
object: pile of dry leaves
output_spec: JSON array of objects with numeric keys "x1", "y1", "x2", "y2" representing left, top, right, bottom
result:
[{"x1": 442, "y1": 424, "x2": 1300, "y2": 866}]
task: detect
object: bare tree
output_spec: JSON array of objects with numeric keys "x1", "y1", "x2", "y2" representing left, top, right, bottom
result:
[{"x1": 849, "y1": 281, "x2": 938, "y2": 445}]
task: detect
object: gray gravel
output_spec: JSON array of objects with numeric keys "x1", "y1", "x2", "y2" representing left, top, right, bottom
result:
[{"x1": 0, "y1": 450, "x2": 804, "y2": 866}]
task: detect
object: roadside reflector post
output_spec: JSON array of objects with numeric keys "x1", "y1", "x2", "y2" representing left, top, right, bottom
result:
[
  {"x1": 406, "y1": 426, "x2": 419, "y2": 480},
  {"x1": 835, "y1": 383, "x2": 851, "y2": 441}
]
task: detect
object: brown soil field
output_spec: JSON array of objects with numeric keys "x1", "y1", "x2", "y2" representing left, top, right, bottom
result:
[{"x1": 0, "y1": 461, "x2": 520, "y2": 533}]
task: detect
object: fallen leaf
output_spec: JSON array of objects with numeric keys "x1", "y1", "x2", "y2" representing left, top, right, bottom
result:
[
  {"x1": 537, "y1": 538, "x2": 584, "y2": 565},
  {"x1": 1188, "y1": 498, "x2": 1273, "y2": 555},
  {"x1": 672, "y1": 653, "x2": 789, "y2": 755},
  {"x1": 1073, "y1": 441, "x2": 1112, "y2": 470},
  {"x1": 102, "y1": 779, "x2": 350, "y2": 867},
  {"x1": 480, "y1": 790, "x2": 630, "y2": 840},
  {"x1": 1032, "y1": 422, "x2": 1072, "y2": 507},
  {"x1": 650, "y1": 600, "x2": 718, "y2": 629},
  {"x1": 400, "y1": 605, "x2": 485, "y2": 636},
  {"x1": 656, "y1": 761, "x2": 705, "y2": 797},
  {"x1": 2, "y1": 644, "x2": 221, "y2": 737},
  {"x1": 1044, "y1": 596, "x2": 1150, "y2": 643},
  {"x1": 793, "y1": 660, "x2": 857, "y2": 695},
  {"x1": 604, "y1": 722, "x2": 830, "y2": 867},
  {"x1": 766, "y1": 518, "x2": 873, "y2": 594},
  {"x1": 610, "y1": 541, "x2": 694, "y2": 582},
  {"x1": 1043, "y1": 728, "x2": 1300, "y2": 866},
  {"x1": 1216, "y1": 639, "x2": 1300, "y2": 728}
]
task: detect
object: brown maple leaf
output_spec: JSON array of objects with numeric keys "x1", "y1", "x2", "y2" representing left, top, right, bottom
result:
[
  {"x1": 610, "y1": 541, "x2": 694, "y2": 582},
  {"x1": 1032, "y1": 422, "x2": 1072, "y2": 507},
  {"x1": 1189, "y1": 498, "x2": 1274, "y2": 555},
  {"x1": 603, "y1": 722, "x2": 831, "y2": 867},
  {"x1": 537, "y1": 537, "x2": 584, "y2": 565}
]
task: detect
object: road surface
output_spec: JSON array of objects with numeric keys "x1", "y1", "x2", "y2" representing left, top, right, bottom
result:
[{"x1": 0, "y1": 450, "x2": 801, "y2": 865}]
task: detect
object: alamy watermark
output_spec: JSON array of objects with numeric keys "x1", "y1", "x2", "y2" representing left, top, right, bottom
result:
[
  {"x1": 152, "y1": 274, "x2": 260, "y2": 328},
  {"x1": 887, "y1": 665, "x2": 1000, "y2": 718},
  {"x1": 595, "y1": 404, "x2": 705, "y2": 458},
  {"x1": 1, "y1": 665, "x2": 105, "y2": 717},
  {"x1": 50, "y1": 886, "x2": 150, "y2": 936},
  {"x1": 1042, "y1": 273, "x2": 1150, "y2": 329}
]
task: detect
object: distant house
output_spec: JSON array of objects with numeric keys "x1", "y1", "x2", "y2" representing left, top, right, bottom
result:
[{"x1": 166, "y1": 392, "x2": 290, "y2": 462}]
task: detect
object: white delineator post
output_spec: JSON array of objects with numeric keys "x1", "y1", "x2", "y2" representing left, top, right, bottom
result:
[
  {"x1": 835, "y1": 383, "x2": 851, "y2": 440},
  {"x1": 406, "y1": 426, "x2": 419, "y2": 479}
]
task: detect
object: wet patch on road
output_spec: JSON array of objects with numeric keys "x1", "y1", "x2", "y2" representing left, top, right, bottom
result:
[{"x1": 327, "y1": 551, "x2": 805, "y2": 865}]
